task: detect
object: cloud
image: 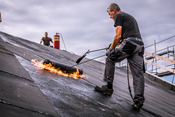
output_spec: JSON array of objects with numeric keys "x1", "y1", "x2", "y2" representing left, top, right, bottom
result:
[{"x1": 0, "y1": 0, "x2": 175, "y2": 56}]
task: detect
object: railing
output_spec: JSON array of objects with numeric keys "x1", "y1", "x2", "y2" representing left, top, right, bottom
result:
[{"x1": 116, "y1": 35, "x2": 175, "y2": 84}]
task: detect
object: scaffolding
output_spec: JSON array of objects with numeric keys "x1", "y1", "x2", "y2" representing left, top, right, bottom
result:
[
  {"x1": 144, "y1": 35, "x2": 175, "y2": 83},
  {"x1": 116, "y1": 35, "x2": 175, "y2": 84}
]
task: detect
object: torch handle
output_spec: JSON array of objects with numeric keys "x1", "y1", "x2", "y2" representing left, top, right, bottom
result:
[{"x1": 76, "y1": 54, "x2": 87, "y2": 64}]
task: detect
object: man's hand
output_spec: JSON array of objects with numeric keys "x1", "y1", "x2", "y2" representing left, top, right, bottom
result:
[
  {"x1": 106, "y1": 49, "x2": 112, "y2": 56},
  {"x1": 106, "y1": 43, "x2": 111, "y2": 50}
]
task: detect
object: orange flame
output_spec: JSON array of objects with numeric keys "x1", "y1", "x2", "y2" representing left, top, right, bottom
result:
[{"x1": 31, "y1": 59, "x2": 87, "y2": 79}]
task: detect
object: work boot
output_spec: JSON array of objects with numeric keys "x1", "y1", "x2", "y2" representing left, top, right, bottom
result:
[
  {"x1": 94, "y1": 85, "x2": 113, "y2": 96},
  {"x1": 133, "y1": 101, "x2": 143, "y2": 110}
]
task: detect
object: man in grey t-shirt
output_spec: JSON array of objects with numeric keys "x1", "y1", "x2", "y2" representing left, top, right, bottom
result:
[{"x1": 95, "y1": 3, "x2": 145, "y2": 110}]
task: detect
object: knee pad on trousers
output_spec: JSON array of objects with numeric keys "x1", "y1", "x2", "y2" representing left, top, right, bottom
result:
[
  {"x1": 109, "y1": 49, "x2": 123, "y2": 61},
  {"x1": 122, "y1": 42, "x2": 137, "y2": 54}
]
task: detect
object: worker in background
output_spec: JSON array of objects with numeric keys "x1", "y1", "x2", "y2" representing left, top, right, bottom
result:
[
  {"x1": 95, "y1": 3, "x2": 145, "y2": 110},
  {"x1": 0, "y1": 12, "x2": 2, "y2": 22},
  {"x1": 40, "y1": 32, "x2": 53, "y2": 46}
]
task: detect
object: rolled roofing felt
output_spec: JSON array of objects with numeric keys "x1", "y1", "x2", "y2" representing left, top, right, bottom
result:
[{"x1": 43, "y1": 59, "x2": 83, "y2": 75}]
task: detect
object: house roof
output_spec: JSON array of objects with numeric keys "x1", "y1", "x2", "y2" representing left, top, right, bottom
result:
[{"x1": 0, "y1": 31, "x2": 175, "y2": 117}]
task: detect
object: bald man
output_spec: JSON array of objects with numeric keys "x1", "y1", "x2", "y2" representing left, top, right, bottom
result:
[{"x1": 40, "y1": 32, "x2": 53, "y2": 46}]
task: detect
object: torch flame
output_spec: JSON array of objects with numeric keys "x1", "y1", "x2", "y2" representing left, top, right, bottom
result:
[{"x1": 31, "y1": 59, "x2": 87, "y2": 79}]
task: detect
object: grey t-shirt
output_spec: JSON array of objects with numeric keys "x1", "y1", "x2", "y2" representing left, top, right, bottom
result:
[{"x1": 114, "y1": 12, "x2": 142, "y2": 40}]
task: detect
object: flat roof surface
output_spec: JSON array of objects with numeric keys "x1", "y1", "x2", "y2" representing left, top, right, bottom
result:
[{"x1": 0, "y1": 31, "x2": 175, "y2": 117}]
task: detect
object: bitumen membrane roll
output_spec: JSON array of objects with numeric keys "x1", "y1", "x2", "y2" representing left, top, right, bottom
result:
[{"x1": 43, "y1": 59, "x2": 83, "y2": 75}]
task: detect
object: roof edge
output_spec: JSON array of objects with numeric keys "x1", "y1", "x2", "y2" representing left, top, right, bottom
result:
[{"x1": 145, "y1": 72, "x2": 175, "y2": 92}]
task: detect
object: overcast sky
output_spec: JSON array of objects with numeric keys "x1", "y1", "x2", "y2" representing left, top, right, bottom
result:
[{"x1": 0, "y1": 0, "x2": 175, "y2": 58}]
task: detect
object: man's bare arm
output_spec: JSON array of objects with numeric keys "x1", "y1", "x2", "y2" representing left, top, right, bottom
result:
[
  {"x1": 110, "y1": 26, "x2": 122, "y2": 50},
  {"x1": 40, "y1": 39, "x2": 43, "y2": 44}
]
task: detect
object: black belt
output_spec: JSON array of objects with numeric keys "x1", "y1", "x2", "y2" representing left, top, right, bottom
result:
[
  {"x1": 126, "y1": 37, "x2": 142, "y2": 41},
  {"x1": 119, "y1": 37, "x2": 142, "y2": 45},
  {"x1": 126, "y1": 37, "x2": 144, "y2": 45}
]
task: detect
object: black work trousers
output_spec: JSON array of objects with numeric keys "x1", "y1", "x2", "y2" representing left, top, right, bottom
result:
[{"x1": 104, "y1": 37, "x2": 145, "y2": 104}]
